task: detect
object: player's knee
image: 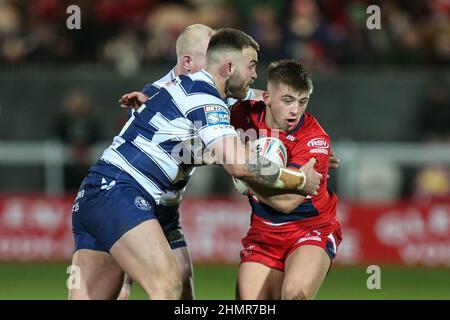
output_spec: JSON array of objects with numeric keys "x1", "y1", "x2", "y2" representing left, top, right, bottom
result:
[
  {"x1": 281, "y1": 284, "x2": 315, "y2": 300},
  {"x1": 144, "y1": 275, "x2": 183, "y2": 299},
  {"x1": 159, "y1": 277, "x2": 183, "y2": 299}
]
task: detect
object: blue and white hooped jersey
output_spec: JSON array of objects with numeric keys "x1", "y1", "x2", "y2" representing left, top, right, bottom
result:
[
  {"x1": 136, "y1": 68, "x2": 254, "y2": 207},
  {"x1": 93, "y1": 70, "x2": 238, "y2": 204}
]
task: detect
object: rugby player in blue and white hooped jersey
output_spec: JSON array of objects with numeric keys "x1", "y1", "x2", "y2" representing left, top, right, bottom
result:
[
  {"x1": 69, "y1": 28, "x2": 322, "y2": 300},
  {"x1": 117, "y1": 24, "x2": 265, "y2": 300},
  {"x1": 117, "y1": 24, "x2": 216, "y2": 300}
]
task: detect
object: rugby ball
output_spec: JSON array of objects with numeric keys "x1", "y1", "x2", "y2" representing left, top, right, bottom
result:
[
  {"x1": 233, "y1": 137, "x2": 287, "y2": 194},
  {"x1": 252, "y1": 136, "x2": 287, "y2": 167}
]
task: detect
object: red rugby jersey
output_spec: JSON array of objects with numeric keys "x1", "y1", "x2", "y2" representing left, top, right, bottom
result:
[{"x1": 230, "y1": 100, "x2": 338, "y2": 232}]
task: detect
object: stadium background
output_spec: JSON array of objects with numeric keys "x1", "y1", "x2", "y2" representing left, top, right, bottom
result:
[{"x1": 0, "y1": 0, "x2": 450, "y2": 299}]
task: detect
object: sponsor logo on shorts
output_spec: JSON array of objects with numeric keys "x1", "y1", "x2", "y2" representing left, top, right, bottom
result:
[
  {"x1": 72, "y1": 202, "x2": 79, "y2": 213},
  {"x1": 134, "y1": 196, "x2": 152, "y2": 211},
  {"x1": 297, "y1": 236, "x2": 322, "y2": 243},
  {"x1": 242, "y1": 245, "x2": 255, "y2": 257},
  {"x1": 100, "y1": 178, "x2": 116, "y2": 191},
  {"x1": 297, "y1": 230, "x2": 322, "y2": 243}
]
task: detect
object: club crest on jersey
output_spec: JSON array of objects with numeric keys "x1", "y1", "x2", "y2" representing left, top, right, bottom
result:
[
  {"x1": 307, "y1": 138, "x2": 329, "y2": 149},
  {"x1": 134, "y1": 196, "x2": 152, "y2": 211}
]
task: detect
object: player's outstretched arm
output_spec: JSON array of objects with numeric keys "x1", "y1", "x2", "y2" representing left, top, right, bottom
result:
[
  {"x1": 118, "y1": 91, "x2": 149, "y2": 110},
  {"x1": 212, "y1": 136, "x2": 322, "y2": 195}
]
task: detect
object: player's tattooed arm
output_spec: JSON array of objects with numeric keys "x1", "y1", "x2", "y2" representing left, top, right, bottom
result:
[
  {"x1": 240, "y1": 157, "x2": 321, "y2": 195},
  {"x1": 240, "y1": 153, "x2": 281, "y2": 186},
  {"x1": 217, "y1": 137, "x2": 321, "y2": 195}
]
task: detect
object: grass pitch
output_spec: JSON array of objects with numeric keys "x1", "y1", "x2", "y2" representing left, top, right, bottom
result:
[{"x1": 0, "y1": 263, "x2": 449, "y2": 300}]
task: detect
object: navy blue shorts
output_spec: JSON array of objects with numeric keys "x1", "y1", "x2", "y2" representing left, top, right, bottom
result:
[{"x1": 72, "y1": 172, "x2": 158, "y2": 252}]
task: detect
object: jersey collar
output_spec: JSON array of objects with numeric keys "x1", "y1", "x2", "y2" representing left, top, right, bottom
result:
[
  {"x1": 287, "y1": 114, "x2": 305, "y2": 135},
  {"x1": 199, "y1": 69, "x2": 215, "y2": 86}
]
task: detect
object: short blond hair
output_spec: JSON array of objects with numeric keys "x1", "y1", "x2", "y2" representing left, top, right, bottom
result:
[{"x1": 175, "y1": 24, "x2": 215, "y2": 57}]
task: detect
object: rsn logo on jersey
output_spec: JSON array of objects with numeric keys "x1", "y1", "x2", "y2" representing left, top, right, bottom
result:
[
  {"x1": 307, "y1": 138, "x2": 329, "y2": 149},
  {"x1": 134, "y1": 196, "x2": 152, "y2": 211}
]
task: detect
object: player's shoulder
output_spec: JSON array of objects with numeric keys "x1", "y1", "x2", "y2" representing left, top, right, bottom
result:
[
  {"x1": 152, "y1": 69, "x2": 176, "y2": 89},
  {"x1": 299, "y1": 113, "x2": 330, "y2": 139},
  {"x1": 173, "y1": 72, "x2": 223, "y2": 107},
  {"x1": 287, "y1": 113, "x2": 330, "y2": 146},
  {"x1": 184, "y1": 71, "x2": 218, "y2": 93},
  {"x1": 289, "y1": 113, "x2": 331, "y2": 155}
]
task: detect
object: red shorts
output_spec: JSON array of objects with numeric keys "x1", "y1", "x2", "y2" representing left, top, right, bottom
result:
[{"x1": 240, "y1": 221, "x2": 343, "y2": 271}]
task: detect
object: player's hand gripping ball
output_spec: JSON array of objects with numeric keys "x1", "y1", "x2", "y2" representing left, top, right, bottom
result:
[{"x1": 233, "y1": 137, "x2": 288, "y2": 195}]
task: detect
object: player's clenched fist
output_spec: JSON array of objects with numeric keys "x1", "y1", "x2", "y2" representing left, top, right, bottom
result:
[
  {"x1": 299, "y1": 157, "x2": 322, "y2": 196},
  {"x1": 274, "y1": 157, "x2": 322, "y2": 195},
  {"x1": 118, "y1": 91, "x2": 149, "y2": 110}
]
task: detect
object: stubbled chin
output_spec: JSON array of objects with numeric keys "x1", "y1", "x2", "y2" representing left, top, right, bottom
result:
[{"x1": 238, "y1": 90, "x2": 248, "y2": 100}]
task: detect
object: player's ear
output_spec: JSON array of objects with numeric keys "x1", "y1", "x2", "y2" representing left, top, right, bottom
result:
[
  {"x1": 181, "y1": 54, "x2": 192, "y2": 73},
  {"x1": 219, "y1": 61, "x2": 233, "y2": 78},
  {"x1": 263, "y1": 91, "x2": 270, "y2": 106}
]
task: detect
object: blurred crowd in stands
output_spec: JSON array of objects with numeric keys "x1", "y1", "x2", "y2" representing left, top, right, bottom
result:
[
  {"x1": 1, "y1": 0, "x2": 450, "y2": 74},
  {"x1": 1, "y1": 0, "x2": 448, "y2": 198},
  {"x1": 412, "y1": 76, "x2": 450, "y2": 202}
]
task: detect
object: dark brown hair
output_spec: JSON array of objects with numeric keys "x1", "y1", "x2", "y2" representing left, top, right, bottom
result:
[
  {"x1": 267, "y1": 59, "x2": 313, "y2": 94},
  {"x1": 207, "y1": 28, "x2": 259, "y2": 54}
]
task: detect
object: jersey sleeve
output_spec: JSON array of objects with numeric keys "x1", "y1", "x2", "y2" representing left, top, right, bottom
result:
[
  {"x1": 141, "y1": 82, "x2": 160, "y2": 97},
  {"x1": 186, "y1": 102, "x2": 237, "y2": 149},
  {"x1": 288, "y1": 135, "x2": 331, "y2": 179}
]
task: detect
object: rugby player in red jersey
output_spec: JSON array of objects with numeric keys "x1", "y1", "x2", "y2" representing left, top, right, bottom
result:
[{"x1": 231, "y1": 60, "x2": 342, "y2": 300}]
